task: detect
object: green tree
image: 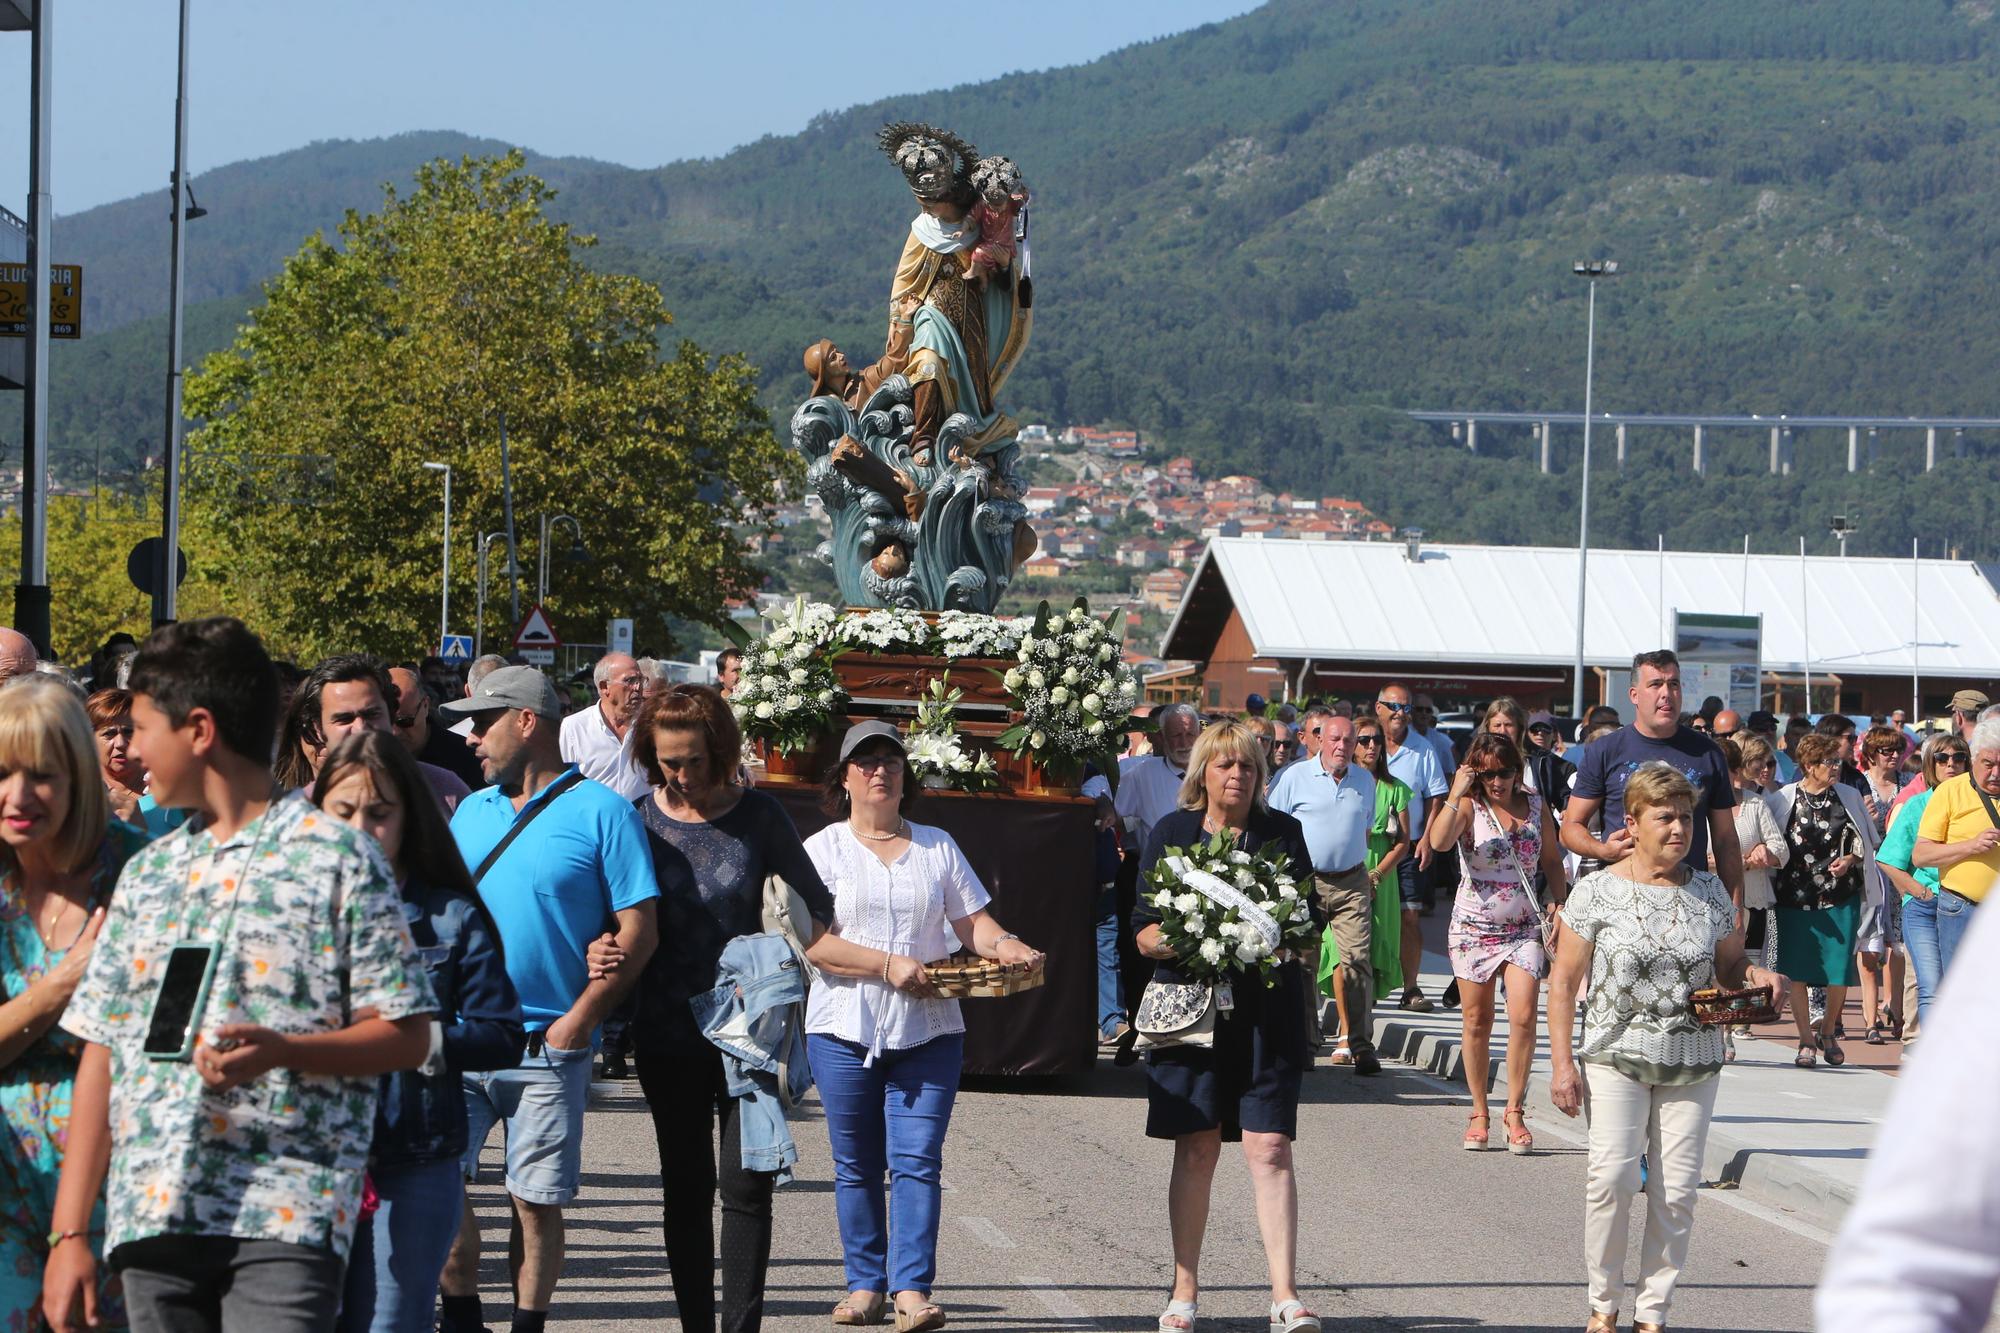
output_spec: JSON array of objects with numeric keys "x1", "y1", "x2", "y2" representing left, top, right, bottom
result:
[{"x1": 180, "y1": 151, "x2": 791, "y2": 661}]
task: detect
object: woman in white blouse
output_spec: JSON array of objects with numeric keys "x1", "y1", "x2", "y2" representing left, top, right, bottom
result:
[
  {"x1": 1548, "y1": 762, "x2": 1786, "y2": 1333},
  {"x1": 803, "y1": 721, "x2": 1041, "y2": 1331}
]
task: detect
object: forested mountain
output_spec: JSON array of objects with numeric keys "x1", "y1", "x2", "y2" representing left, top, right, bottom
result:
[{"x1": 17, "y1": 0, "x2": 2000, "y2": 560}]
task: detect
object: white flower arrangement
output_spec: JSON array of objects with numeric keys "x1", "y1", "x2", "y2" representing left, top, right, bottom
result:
[
  {"x1": 903, "y1": 676, "x2": 1000, "y2": 792},
  {"x1": 834, "y1": 606, "x2": 935, "y2": 654},
  {"x1": 1141, "y1": 831, "x2": 1317, "y2": 984},
  {"x1": 727, "y1": 596, "x2": 848, "y2": 755},
  {"x1": 934, "y1": 610, "x2": 1027, "y2": 659},
  {"x1": 995, "y1": 597, "x2": 1145, "y2": 783}
]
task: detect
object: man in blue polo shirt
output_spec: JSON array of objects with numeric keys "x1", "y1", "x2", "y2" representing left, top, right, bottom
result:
[
  {"x1": 435, "y1": 667, "x2": 659, "y2": 1333},
  {"x1": 1269, "y1": 713, "x2": 1381, "y2": 1075}
]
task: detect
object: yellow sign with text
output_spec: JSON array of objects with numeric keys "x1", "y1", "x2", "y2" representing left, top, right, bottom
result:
[{"x1": 0, "y1": 263, "x2": 83, "y2": 339}]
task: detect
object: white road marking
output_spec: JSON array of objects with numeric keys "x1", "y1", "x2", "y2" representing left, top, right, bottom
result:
[
  {"x1": 958, "y1": 1215, "x2": 1017, "y2": 1249},
  {"x1": 1020, "y1": 1276, "x2": 1096, "y2": 1324},
  {"x1": 1778, "y1": 1090, "x2": 1813, "y2": 1100}
]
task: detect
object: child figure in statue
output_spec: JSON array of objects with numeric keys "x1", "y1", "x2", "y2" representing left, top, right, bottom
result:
[{"x1": 964, "y1": 156, "x2": 1029, "y2": 284}]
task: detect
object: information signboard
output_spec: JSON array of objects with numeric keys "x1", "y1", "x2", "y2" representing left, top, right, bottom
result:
[
  {"x1": 0, "y1": 263, "x2": 83, "y2": 338},
  {"x1": 1674, "y1": 611, "x2": 1762, "y2": 716}
]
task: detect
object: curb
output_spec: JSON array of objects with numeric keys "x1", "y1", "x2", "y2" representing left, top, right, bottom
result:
[{"x1": 1371, "y1": 1016, "x2": 1855, "y2": 1233}]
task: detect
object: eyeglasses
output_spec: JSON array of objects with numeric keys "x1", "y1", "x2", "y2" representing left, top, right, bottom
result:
[
  {"x1": 851, "y1": 755, "x2": 905, "y2": 773},
  {"x1": 1354, "y1": 735, "x2": 1382, "y2": 746},
  {"x1": 1474, "y1": 767, "x2": 1518, "y2": 780},
  {"x1": 1714, "y1": 728, "x2": 1740, "y2": 739},
  {"x1": 1936, "y1": 751, "x2": 1970, "y2": 767},
  {"x1": 394, "y1": 714, "x2": 419, "y2": 729},
  {"x1": 1376, "y1": 700, "x2": 1412, "y2": 713}
]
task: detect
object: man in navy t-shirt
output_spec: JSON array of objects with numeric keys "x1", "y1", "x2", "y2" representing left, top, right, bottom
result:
[{"x1": 1561, "y1": 649, "x2": 1745, "y2": 915}]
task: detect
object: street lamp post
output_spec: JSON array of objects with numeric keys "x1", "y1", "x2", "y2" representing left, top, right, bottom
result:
[
  {"x1": 536, "y1": 513, "x2": 585, "y2": 606},
  {"x1": 1570, "y1": 259, "x2": 1619, "y2": 718},
  {"x1": 422, "y1": 462, "x2": 451, "y2": 652},
  {"x1": 475, "y1": 530, "x2": 516, "y2": 658}
]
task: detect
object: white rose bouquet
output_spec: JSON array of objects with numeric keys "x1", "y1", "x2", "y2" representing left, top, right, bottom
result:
[
  {"x1": 996, "y1": 597, "x2": 1145, "y2": 785},
  {"x1": 727, "y1": 597, "x2": 848, "y2": 755},
  {"x1": 934, "y1": 610, "x2": 1027, "y2": 659},
  {"x1": 1141, "y1": 832, "x2": 1316, "y2": 985}
]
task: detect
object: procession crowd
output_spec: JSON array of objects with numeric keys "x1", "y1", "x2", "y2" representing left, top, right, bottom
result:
[{"x1": 0, "y1": 617, "x2": 1992, "y2": 1333}]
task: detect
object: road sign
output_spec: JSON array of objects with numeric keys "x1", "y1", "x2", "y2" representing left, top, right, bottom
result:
[
  {"x1": 0, "y1": 263, "x2": 83, "y2": 339},
  {"x1": 514, "y1": 604, "x2": 561, "y2": 648},
  {"x1": 126, "y1": 537, "x2": 188, "y2": 596},
  {"x1": 519, "y1": 648, "x2": 556, "y2": 666},
  {"x1": 609, "y1": 618, "x2": 633, "y2": 655},
  {"x1": 439, "y1": 634, "x2": 474, "y2": 664}
]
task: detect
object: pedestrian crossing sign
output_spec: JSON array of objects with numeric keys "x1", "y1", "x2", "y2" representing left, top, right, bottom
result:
[{"x1": 439, "y1": 634, "x2": 473, "y2": 664}]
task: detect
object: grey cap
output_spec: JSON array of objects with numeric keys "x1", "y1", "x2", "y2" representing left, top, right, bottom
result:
[
  {"x1": 837, "y1": 719, "x2": 906, "y2": 763},
  {"x1": 437, "y1": 665, "x2": 565, "y2": 722}
]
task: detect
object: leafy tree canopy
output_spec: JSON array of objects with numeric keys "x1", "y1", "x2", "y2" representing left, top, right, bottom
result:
[{"x1": 179, "y1": 152, "x2": 792, "y2": 660}]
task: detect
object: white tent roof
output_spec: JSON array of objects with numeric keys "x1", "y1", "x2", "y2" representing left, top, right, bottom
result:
[{"x1": 1165, "y1": 537, "x2": 2000, "y2": 678}]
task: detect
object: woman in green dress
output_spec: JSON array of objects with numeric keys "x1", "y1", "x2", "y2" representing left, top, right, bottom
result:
[
  {"x1": 1317, "y1": 720, "x2": 1410, "y2": 1065},
  {"x1": 0, "y1": 679, "x2": 148, "y2": 1326}
]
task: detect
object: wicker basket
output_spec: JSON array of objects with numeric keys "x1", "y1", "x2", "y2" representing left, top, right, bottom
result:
[
  {"x1": 923, "y1": 952, "x2": 1046, "y2": 999},
  {"x1": 1691, "y1": 984, "x2": 1779, "y2": 1027}
]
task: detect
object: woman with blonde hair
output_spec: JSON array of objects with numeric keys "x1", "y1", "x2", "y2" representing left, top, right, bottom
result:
[
  {"x1": 0, "y1": 678, "x2": 149, "y2": 1326},
  {"x1": 1136, "y1": 718, "x2": 1322, "y2": 1333},
  {"x1": 1550, "y1": 762, "x2": 1782, "y2": 1333}
]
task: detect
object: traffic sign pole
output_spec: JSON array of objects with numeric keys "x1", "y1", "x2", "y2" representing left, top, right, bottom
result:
[{"x1": 155, "y1": 0, "x2": 193, "y2": 628}]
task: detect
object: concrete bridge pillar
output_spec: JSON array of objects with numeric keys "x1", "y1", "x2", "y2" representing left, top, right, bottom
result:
[
  {"x1": 1848, "y1": 426, "x2": 1859, "y2": 473},
  {"x1": 1692, "y1": 423, "x2": 1705, "y2": 475},
  {"x1": 1927, "y1": 426, "x2": 1938, "y2": 471},
  {"x1": 1955, "y1": 427, "x2": 1965, "y2": 460},
  {"x1": 1769, "y1": 426, "x2": 1782, "y2": 475},
  {"x1": 1539, "y1": 420, "x2": 1552, "y2": 473},
  {"x1": 1615, "y1": 420, "x2": 1627, "y2": 468},
  {"x1": 1466, "y1": 418, "x2": 1478, "y2": 453}
]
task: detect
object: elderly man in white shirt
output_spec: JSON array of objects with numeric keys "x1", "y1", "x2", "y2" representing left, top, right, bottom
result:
[
  {"x1": 1815, "y1": 894, "x2": 2000, "y2": 1329},
  {"x1": 1115, "y1": 703, "x2": 1202, "y2": 852},
  {"x1": 558, "y1": 652, "x2": 650, "y2": 800}
]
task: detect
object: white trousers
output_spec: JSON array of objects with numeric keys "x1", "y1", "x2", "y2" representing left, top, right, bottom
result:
[{"x1": 1581, "y1": 1062, "x2": 1720, "y2": 1324}]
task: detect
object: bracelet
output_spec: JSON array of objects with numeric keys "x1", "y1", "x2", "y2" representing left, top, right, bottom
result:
[
  {"x1": 882, "y1": 952, "x2": 894, "y2": 984},
  {"x1": 995, "y1": 933, "x2": 1020, "y2": 944},
  {"x1": 1443, "y1": 800, "x2": 1463, "y2": 814},
  {"x1": 46, "y1": 1228, "x2": 87, "y2": 1248}
]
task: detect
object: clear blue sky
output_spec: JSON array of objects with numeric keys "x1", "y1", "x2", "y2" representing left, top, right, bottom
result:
[{"x1": 1, "y1": 1, "x2": 1259, "y2": 215}]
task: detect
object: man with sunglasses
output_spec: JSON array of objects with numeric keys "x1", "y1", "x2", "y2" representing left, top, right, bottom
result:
[
  {"x1": 1561, "y1": 650, "x2": 1745, "y2": 916},
  {"x1": 390, "y1": 664, "x2": 487, "y2": 792},
  {"x1": 1375, "y1": 683, "x2": 1449, "y2": 1011}
]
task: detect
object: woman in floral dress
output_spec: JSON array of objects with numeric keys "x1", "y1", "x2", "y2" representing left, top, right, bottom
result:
[
  {"x1": 1426, "y1": 732, "x2": 1567, "y2": 1155},
  {"x1": 0, "y1": 679, "x2": 148, "y2": 1325}
]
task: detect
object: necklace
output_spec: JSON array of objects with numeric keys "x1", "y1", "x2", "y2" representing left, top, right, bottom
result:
[
  {"x1": 25, "y1": 879, "x2": 90, "y2": 952},
  {"x1": 851, "y1": 819, "x2": 908, "y2": 842}
]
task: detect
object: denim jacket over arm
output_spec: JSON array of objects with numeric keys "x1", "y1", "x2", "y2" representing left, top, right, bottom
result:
[
  {"x1": 691, "y1": 931, "x2": 813, "y2": 1183},
  {"x1": 371, "y1": 881, "x2": 527, "y2": 1169}
]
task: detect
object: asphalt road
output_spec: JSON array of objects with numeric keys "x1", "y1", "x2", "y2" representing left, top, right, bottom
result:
[{"x1": 460, "y1": 1052, "x2": 1831, "y2": 1332}]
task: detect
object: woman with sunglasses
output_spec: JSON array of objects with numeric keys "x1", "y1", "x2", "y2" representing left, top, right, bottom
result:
[
  {"x1": 1315, "y1": 722, "x2": 1411, "y2": 1066},
  {"x1": 1851, "y1": 725, "x2": 1909, "y2": 1043},
  {"x1": 1771, "y1": 733, "x2": 1886, "y2": 1068},
  {"x1": 1875, "y1": 733, "x2": 1969, "y2": 1035},
  {"x1": 1426, "y1": 732, "x2": 1566, "y2": 1154}
]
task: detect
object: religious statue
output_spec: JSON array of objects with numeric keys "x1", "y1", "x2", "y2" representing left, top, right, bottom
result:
[{"x1": 790, "y1": 122, "x2": 1037, "y2": 613}]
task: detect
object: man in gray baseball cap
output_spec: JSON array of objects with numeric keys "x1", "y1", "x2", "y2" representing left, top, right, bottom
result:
[{"x1": 436, "y1": 665, "x2": 660, "y2": 1330}]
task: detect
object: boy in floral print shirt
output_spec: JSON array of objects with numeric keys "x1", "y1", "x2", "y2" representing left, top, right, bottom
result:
[{"x1": 42, "y1": 619, "x2": 437, "y2": 1333}]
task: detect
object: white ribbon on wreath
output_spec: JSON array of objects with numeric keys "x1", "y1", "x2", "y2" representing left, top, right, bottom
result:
[{"x1": 1173, "y1": 864, "x2": 1284, "y2": 953}]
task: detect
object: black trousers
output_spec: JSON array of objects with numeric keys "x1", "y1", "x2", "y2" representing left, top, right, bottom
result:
[{"x1": 636, "y1": 1016, "x2": 776, "y2": 1333}]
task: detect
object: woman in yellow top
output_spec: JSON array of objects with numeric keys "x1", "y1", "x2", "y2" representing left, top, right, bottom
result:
[{"x1": 1910, "y1": 714, "x2": 2000, "y2": 987}]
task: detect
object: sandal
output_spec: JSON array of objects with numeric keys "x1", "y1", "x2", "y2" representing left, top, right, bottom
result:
[
  {"x1": 1794, "y1": 1044, "x2": 1817, "y2": 1068},
  {"x1": 1463, "y1": 1111, "x2": 1490, "y2": 1151},
  {"x1": 1158, "y1": 1298, "x2": 1197, "y2": 1331},
  {"x1": 894, "y1": 1297, "x2": 946, "y2": 1332},
  {"x1": 1502, "y1": 1106, "x2": 1534, "y2": 1156},
  {"x1": 833, "y1": 1292, "x2": 887, "y2": 1325},
  {"x1": 1586, "y1": 1314, "x2": 1619, "y2": 1333},
  {"x1": 1885, "y1": 1008, "x2": 1904, "y2": 1040},
  {"x1": 1864, "y1": 1022, "x2": 1886, "y2": 1046},
  {"x1": 1821, "y1": 1035, "x2": 1846, "y2": 1067},
  {"x1": 1327, "y1": 1036, "x2": 1353, "y2": 1066},
  {"x1": 1269, "y1": 1298, "x2": 1322, "y2": 1332},
  {"x1": 1399, "y1": 987, "x2": 1434, "y2": 1013}
]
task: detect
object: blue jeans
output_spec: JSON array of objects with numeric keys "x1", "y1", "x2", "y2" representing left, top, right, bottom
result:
[
  {"x1": 336, "y1": 1156, "x2": 464, "y2": 1333},
  {"x1": 806, "y1": 1033, "x2": 963, "y2": 1295},
  {"x1": 1903, "y1": 890, "x2": 1978, "y2": 1030},
  {"x1": 1095, "y1": 884, "x2": 1125, "y2": 1037}
]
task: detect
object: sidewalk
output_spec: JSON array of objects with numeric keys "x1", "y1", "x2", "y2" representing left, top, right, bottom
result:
[{"x1": 1368, "y1": 924, "x2": 1898, "y2": 1234}]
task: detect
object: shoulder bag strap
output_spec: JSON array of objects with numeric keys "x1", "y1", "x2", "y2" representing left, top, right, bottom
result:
[
  {"x1": 1493, "y1": 796, "x2": 1555, "y2": 951},
  {"x1": 473, "y1": 771, "x2": 587, "y2": 885},
  {"x1": 1975, "y1": 784, "x2": 2000, "y2": 834}
]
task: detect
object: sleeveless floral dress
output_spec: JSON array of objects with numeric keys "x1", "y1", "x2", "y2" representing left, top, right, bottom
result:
[
  {"x1": 1, "y1": 823, "x2": 147, "y2": 1326},
  {"x1": 1448, "y1": 793, "x2": 1549, "y2": 983}
]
